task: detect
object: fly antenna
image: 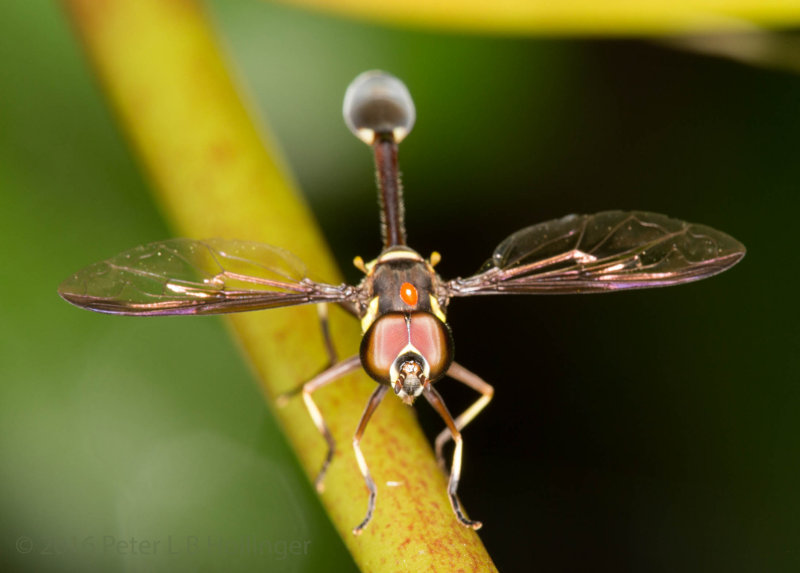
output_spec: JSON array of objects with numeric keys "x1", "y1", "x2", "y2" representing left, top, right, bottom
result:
[{"x1": 343, "y1": 71, "x2": 415, "y2": 248}]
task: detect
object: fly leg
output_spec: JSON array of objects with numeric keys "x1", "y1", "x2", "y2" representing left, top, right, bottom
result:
[
  {"x1": 423, "y1": 383, "x2": 482, "y2": 530},
  {"x1": 317, "y1": 302, "x2": 338, "y2": 366},
  {"x1": 277, "y1": 355, "x2": 362, "y2": 492},
  {"x1": 317, "y1": 301, "x2": 362, "y2": 363},
  {"x1": 276, "y1": 303, "x2": 352, "y2": 404},
  {"x1": 434, "y1": 362, "x2": 494, "y2": 474},
  {"x1": 313, "y1": 301, "x2": 361, "y2": 368},
  {"x1": 352, "y1": 384, "x2": 389, "y2": 535}
]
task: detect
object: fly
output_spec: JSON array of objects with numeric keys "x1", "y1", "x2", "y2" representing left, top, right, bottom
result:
[{"x1": 59, "y1": 70, "x2": 746, "y2": 534}]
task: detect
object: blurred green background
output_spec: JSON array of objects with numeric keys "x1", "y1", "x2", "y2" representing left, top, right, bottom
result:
[{"x1": 2, "y1": 1, "x2": 799, "y2": 571}]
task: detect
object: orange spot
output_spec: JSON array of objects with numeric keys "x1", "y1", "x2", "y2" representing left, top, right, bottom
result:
[{"x1": 400, "y1": 282, "x2": 418, "y2": 306}]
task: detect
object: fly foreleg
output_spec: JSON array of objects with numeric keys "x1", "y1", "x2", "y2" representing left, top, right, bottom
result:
[
  {"x1": 434, "y1": 362, "x2": 494, "y2": 474},
  {"x1": 352, "y1": 384, "x2": 389, "y2": 535},
  {"x1": 424, "y1": 384, "x2": 482, "y2": 530}
]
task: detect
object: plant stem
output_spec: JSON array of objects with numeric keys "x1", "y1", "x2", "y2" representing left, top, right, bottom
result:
[{"x1": 62, "y1": 0, "x2": 496, "y2": 570}]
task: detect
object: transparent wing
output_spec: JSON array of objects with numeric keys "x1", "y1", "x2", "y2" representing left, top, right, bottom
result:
[
  {"x1": 447, "y1": 211, "x2": 745, "y2": 296},
  {"x1": 59, "y1": 238, "x2": 356, "y2": 315}
]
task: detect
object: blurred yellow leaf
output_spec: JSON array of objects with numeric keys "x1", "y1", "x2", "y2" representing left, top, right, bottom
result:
[{"x1": 274, "y1": 0, "x2": 800, "y2": 35}]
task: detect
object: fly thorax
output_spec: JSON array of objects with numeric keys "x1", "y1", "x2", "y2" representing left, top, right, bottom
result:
[{"x1": 356, "y1": 247, "x2": 449, "y2": 334}]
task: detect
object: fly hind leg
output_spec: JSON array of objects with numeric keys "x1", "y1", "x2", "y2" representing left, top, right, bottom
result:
[
  {"x1": 276, "y1": 302, "x2": 351, "y2": 406},
  {"x1": 317, "y1": 302, "x2": 338, "y2": 366}
]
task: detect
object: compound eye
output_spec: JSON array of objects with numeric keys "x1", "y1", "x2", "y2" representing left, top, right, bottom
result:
[
  {"x1": 407, "y1": 313, "x2": 452, "y2": 381},
  {"x1": 360, "y1": 314, "x2": 408, "y2": 383}
]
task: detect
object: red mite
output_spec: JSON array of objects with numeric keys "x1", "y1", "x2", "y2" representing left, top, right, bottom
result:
[
  {"x1": 400, "y1": 282, "x2": 418, "y2": 306},
  {"x1": 58, "y1": 71, "x2": 746, "y2": 534}
]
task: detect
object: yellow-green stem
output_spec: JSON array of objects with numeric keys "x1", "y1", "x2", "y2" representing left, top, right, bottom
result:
[{"x1": 62, "y1": 0, "x2": 496, "y2": 570}]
